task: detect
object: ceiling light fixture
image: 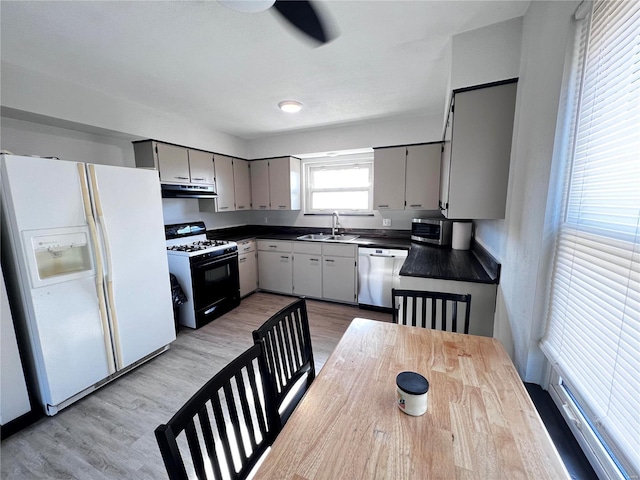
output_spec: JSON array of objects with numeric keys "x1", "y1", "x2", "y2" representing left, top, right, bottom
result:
[{"x1": 278, "y1": 100, "x2": 303, "y2": 113}]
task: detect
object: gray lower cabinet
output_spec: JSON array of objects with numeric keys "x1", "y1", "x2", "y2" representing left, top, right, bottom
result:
[
  {"x1": 321, "y1": 244, "x2": 357, "y2": 304},
  {"x1": 293, "y1": 254, "x2": 322, "y2": 298},
  {"x1": 237, "y1": 240, "x2": 257, "y2": 298},
  {"x1": 256, "y1": 240, "x2": 357, "y2": 304},
  {"x1": 257, "y1": 241, "x2": 292, "y2": 294},
  {"x1": 292, "y1": 242, "x2": 322, "y2": 298}
]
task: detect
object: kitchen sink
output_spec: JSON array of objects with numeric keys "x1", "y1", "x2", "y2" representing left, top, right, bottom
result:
[
  {"x1": 297, "y1": 233, "x2": 359, "y2": 242},
  {"x1": 326, "y1": 234, "x2": 359, "y2": 242},
  {"x1": 297, "y1": 233, "x2": 332, "y2": 241}
]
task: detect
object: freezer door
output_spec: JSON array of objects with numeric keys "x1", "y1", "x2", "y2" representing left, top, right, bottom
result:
[
  {"x1": 88, "y1": 164, "x2": 176, "y2": 369},
  {"x1": 1, "y1": 155, "x2": 115, "y2": 409}
]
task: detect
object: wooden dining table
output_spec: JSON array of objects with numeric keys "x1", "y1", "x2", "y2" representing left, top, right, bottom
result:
[{"x1": 252, "y1": 318, "x2": 569, "y2": 480}]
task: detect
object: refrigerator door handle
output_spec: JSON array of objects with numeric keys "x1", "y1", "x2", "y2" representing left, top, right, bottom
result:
[
  {"x1": 106, "y1": 280, "x2": 123, "y2": 369},
  {"x1": 77, "y1": 163, "x2": 116, "y2": 374},
  {"x1": 88, "y1": 165, "x2": 124, "y2": 370}
]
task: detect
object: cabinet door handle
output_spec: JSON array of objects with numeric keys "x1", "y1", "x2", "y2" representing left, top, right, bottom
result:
[
  {"x1": 237, "y1": 206, "x2": 245, "y2": 209},
  {"x1": 409, "y1": 204, "x2": 422, "y2": 208},
  {"x1": 310, "y1": 258, "x2": 319, "y2": 262},
  {"x1": 278, "y1": 206, "x2": 287, "y2": 209},
  {"x1": 239, "y1": 258, "x2": 247, "y2": 264},
  {"x1": 269, "y1": 245, "x2": 277, "y2": 248},
  {"x1": 325, "y1": 259, "x2": 335, "y2": 263},
  {"x1": 192, "y1": 177, "x2": 204, "y2": 181},
  {"x1": 259, "y1": 205, "x2": 267, "y2": 209},
  {"x1": 219, "y1": 206, "x2": 229, "y2": 210},
  {"x1": 280, "y1": 256, "x2": 290, "y2": 260},
  {"x1": 175, "y1": 176, "x2": 189, "y2": 180},
  {"x1": 378, "y1": 204, "x2": 389, "y2": 208}
]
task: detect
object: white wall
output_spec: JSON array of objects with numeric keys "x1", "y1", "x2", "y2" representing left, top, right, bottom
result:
[
  {"x1": 451, "y1": 17, "x2": 523, "y2": 90},
  {"x1": 1, "y1": 116, "x2": 135, "y2": 167},
  {"x1": 246, "y1": 114, "x2": 443, "y2": 159},
  {"x1": 474, "y1": 0, "x2": 579, "y2": 382},
  {"x1": 1, "y1": 62, "x2": 248, "y2": 159},
  {"x1": 247, "y1": 208, "x2": 434, "y2": 232}
]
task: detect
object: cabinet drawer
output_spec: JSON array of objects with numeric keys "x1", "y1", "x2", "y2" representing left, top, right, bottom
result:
[
  {"x1": 257, "y1": 240, "x2": 292, "y2": 253},
  {"x1": 322, "y1": 243, "x2": 357, "y2": 258},
  {"x1": 237, "y1": 239, "x2": 256, "y2": 254},
  {"x1": 293, "y1": 242, "x2": 322, "y2": 255}
]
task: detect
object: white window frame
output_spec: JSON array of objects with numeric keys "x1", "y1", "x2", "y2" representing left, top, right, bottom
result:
[{"x1": 303, "y1": 154, "x2": 374, "y2": 215}]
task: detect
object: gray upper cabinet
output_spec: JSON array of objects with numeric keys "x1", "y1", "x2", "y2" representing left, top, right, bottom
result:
[
  {"x1": 200, "y1": 155, "x2": 252, "y2": 213},
  {"x1": 213, "y1": 154, "x2": 235, "y2": 211},
  {"x1": 269, "y1": 157, "x2": 300, "y2": 210},
  {"x1": 250, "y1": 160, "x2": 270, "y2": 210},
  {"x1": 373, "y1": 146, "x2": 406, "y2": 210},
  {"x1": 373, "y1": 143, "x2": 441, "y2": 211},
  {"x1": 440, "y1": 81, "x2": 517, "y2": 219},
  {"x1": 187, "y1": 149, "x2": 215, "y2": 185},
  {"x1": 250, "y1": 157, "x2": 300, "y2": 210},
  {"x1": 405, "y1": 144, "x2": 441, "y2": 210},
  {"x1": 155, "y1": 143, "x2": 190, "y2": 184},
  {"x1": 233, "y1": 159, "x2": 251, "y2": 211},
  {"x1": 133, "y1": 140, "x2": 214, "y2": 185}
]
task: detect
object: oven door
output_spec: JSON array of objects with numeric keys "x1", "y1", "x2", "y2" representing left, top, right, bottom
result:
[{"x1": 190, "y1": 251, "x2": 240, "y2": 326}]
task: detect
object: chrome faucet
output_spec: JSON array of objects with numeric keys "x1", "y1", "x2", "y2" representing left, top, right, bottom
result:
[{"x1": 331, "y1": 211, "x2": 341, "y2": 236}]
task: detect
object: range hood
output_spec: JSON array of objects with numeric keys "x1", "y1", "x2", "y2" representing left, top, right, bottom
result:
[{"x1": 161, "y1": 183, "x2": 217, "y2": 199}]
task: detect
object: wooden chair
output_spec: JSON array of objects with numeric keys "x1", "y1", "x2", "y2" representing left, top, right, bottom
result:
[
  {"x1": 252, "y1": 298, "x2": 315, "y2": 428},
  {"x1": 155, "y1": 343, "x2": 279, "y2": 480},
  {"x1": 392, "y1": 289, "x2": 472, "y2": 334}
]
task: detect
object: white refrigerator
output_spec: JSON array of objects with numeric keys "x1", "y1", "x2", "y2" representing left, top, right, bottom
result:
[{"x1": 0, "y1": 154, "x2": 176, "y2": 415}]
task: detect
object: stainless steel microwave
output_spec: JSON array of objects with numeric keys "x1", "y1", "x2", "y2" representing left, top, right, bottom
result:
[{"x1": 411, "y1": 218, "x2": 453, "y2": 246}]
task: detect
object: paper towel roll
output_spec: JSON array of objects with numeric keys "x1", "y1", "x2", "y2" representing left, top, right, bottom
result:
[{"x1": 452, "y1": 222, "x2": 472, "y2": 250}]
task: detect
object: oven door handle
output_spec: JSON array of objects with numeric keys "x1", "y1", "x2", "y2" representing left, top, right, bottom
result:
[
  {"x1": 203, "y1": 298, "x2": 227, "y2": 316},
  {"x1": 192, "y1": 252, "x2": 238, "y2": 269}
]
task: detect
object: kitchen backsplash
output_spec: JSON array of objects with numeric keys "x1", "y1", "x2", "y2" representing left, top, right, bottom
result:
[{"x1": 162, "y1": 197, "x2": 441, "y2": 232}]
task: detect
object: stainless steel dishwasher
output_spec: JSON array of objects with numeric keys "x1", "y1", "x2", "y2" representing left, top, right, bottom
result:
[{"x1": 358, "y1": 247, "x2": 408, "y2": 309}]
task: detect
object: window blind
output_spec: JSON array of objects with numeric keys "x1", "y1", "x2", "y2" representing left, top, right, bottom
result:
[{"x1": 540, "y1": 0, "x2": 640, "y2": 476}]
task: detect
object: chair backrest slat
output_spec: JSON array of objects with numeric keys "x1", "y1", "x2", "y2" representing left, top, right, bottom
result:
[
  {"x1": 392, "y1": 289, "x2": 472, "y2": 335},
  {"x1": 184, "y1": 419, "x2": 207, "y2": 480},
  {"x1": 431, "y1": 298, "x2": 437, "y2": 330},
  {"x1": 195, "y1": 405, "x2": 219, "y2": 479},
  {"x1": 155, "y1": 343, "x2": 278, "y2": 480},
  {"x1": 253, "y1": 298, "x2": 315, "y2": 428},
  {"x1": 223, "y1": 380, "x2": 248, "y2": 464}
]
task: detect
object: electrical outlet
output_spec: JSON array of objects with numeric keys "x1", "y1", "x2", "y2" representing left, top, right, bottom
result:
[{"x1": 382, "y1": 218, "x2": 391, "y2": 227}]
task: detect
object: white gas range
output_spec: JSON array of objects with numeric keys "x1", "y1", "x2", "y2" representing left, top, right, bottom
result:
[{"x1": 165, "y1": 222, "x2": 240, "y2": 329}]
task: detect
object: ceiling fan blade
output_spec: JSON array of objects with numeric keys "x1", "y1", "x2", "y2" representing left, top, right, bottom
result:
[{"x1": 272, "y1": 0, "x2": 333, "y2": 44}]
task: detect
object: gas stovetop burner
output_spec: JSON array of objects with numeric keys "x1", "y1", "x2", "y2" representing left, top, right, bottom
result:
[
  {"x1": 164, "y1": 222, "x2": 237, "y2": 257},
  {"x1": 167, "y1": 240, "x2": 231, "y2": 253}
]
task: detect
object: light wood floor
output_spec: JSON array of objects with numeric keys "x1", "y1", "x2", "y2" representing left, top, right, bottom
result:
[{"x1": 1, "y1": 293, "x2": 391, "y2": 479}]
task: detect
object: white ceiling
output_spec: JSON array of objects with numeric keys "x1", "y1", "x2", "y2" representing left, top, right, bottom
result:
[{"x1": 0, "y1": 1, "x2": 529, "y2": 140}]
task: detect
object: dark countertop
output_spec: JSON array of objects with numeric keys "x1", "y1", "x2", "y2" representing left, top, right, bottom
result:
[
  {"x1": 207, "y1": 225, "x2": 499, "y2": 284},
  {"x1": 207, "y1": 225, "x2": 412, "y2": 250},
  {"x1": 399, "y1": 243, "x2": 499, "y2": 284}
]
